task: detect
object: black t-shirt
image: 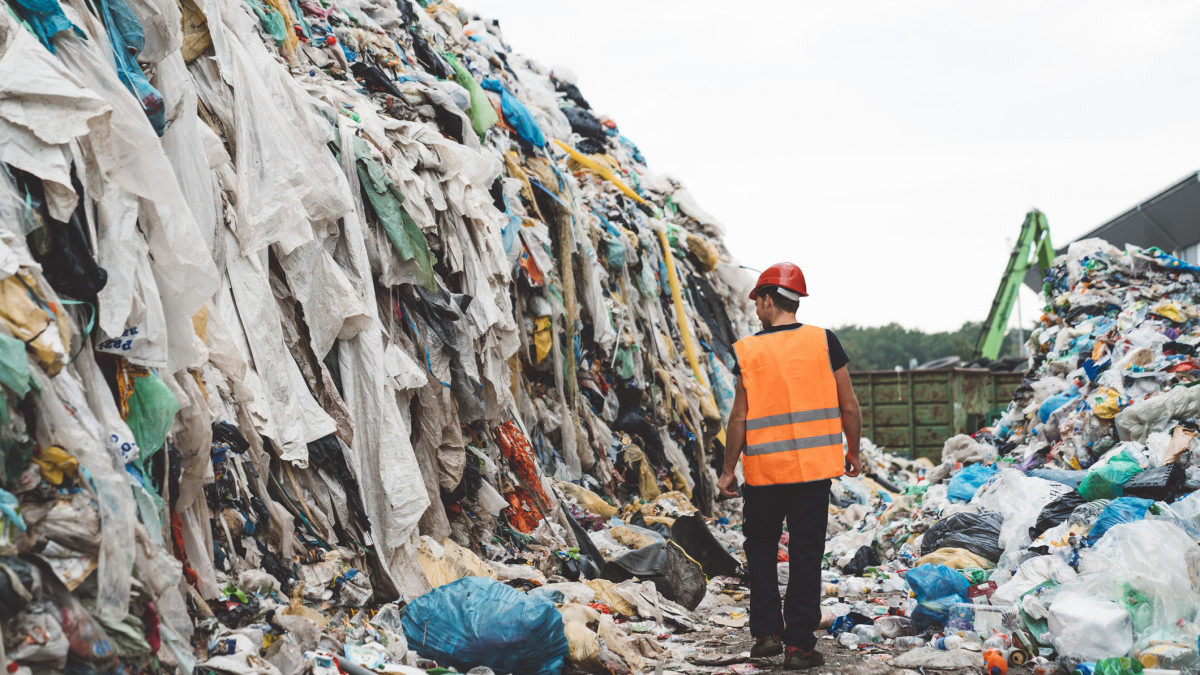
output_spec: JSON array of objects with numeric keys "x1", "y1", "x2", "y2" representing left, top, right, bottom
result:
[{"x1": 732, "y1": 323, "x2": 849, "y2": 375}]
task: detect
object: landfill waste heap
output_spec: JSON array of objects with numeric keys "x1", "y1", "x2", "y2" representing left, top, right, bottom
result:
[
  {"x1": 0, "y1": 0, "x2": 763, "y2": 672},
  {"x1": 813, "y1": 240, "x2": 1200, "y2": 675}
]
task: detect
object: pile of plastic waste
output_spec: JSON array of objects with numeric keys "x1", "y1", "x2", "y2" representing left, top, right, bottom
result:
[
  {"x1": 0, "y1": 0, "x2": 757, "y2": 671},
  {"x1": 818, "y1": 241, "x2": 1200, "y2": 674}
]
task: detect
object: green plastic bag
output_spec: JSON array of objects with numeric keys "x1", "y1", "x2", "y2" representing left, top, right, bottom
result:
[
  {"x1": 0, "y1": 333, "x2": 31, "y2": 399},
  {"x1": 353, "y1": 138, "x2": 438, "y2": 290},
  {"x1": 1095, "y1": 657, "x2": 1143, "y2": 675},
  {"x1": 1078, "y1": 450, "x2": 1144, "y2": 500},
  {"x1": 442, "y1": 52, "x2": 498, "y2": 139},
  {"x1": 125, "y1": 371, "x2": 179, "y2": 466},
  {"x1": 243, "y1": 0, "x2": 288, "y2": 46},
  {"x1": 1120, "y1": 583, "x2": 1153, "y2": 633}
]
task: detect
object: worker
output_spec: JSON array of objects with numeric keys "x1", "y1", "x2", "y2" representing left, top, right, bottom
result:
[{"x1": 717, "y1": 262, "x2": 862, "y2": 670}]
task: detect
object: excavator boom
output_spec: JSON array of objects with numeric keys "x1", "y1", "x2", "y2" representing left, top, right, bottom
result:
[{"x1": 975, "y1": 210, "x2": 1055, "y2": 360}]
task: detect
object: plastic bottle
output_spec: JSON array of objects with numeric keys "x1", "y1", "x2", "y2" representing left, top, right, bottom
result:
[
  {"x1": 933, "y1": 635, "x2": 964, "y2": 651},
  {"x1": 957, "y1": 631, "x2": 984, "y2": 651},
  {"x1": 853, "y1": 624, "x2": 880, "y2": 643},
  {"x1": 984, "y1": 634, "x2": 1012, "y2": 650},
  {"x1": 842, "y1": 577, "x2": 869, "y2": 596},
  {"x1": 1031, "y1": 661, "x2": 1060, "y2": 675},
  {"x1": 893, "y1": 636, "x2": 926, "y2": 650},
  {"x1": 983, "y1": 648, "x2": 1008, "y2": 675}
]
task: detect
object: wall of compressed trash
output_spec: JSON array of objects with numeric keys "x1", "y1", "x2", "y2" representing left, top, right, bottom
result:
[
  {"x1": 820, "y1": 241, "x2": 1200, "y2": 673},
  {"x1": 0, "y1": 0, "x2": 757, "y2": 670}
]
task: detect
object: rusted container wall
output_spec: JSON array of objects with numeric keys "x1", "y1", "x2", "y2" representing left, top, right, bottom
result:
[{"x1": 850, "y1": 369, "x2": 1024, "y2": 459}]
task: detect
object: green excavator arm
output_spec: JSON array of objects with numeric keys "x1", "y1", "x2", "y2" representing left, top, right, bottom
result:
[{"x1": 974, "y1": 209, "x2": 1055, "y2": 361}]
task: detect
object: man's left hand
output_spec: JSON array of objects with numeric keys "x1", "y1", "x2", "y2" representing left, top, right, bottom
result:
[{"x1": 844, "y1": 452, "x2": 862, "y2": 477}]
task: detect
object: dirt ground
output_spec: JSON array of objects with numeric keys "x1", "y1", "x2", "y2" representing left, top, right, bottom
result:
[{"x1": 672, "y1": 589, "x2": 1039, "y2": 675}]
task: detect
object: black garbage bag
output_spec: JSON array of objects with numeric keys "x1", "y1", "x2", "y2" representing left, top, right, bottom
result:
[
  {"x1": 630, "y1": 511, "x2": 671, "y2": 538},
  {"x1": 602, "y1": 541, "x2": 705, "y2": 610},
  {"x1": 0, "y1": 556, "x2": 36, "y2": 620},
  {"x1": 576, "y1": 137, "x2": 607, "y2": 155},
  {"x1": 603, "y1": 541, "x2": 666, "y2": 579},
  {"x1": 921, "y1": 511, "x2": 1003, "y2": 562},
  {"x1": 561, "y1": 106, "x2": 606, "y2": 145},
  {"x1": 13, "y1": 167, "x2": 107, "y2": 300},
  {"x1": 307, "y1": 434, "x2": 371, "y2": 529},
  {"x1": 1123, "y1": 463, "x2": 1189, "y2": 502},
  {"x1": 555, "y1": 80, "x2": 591, "y2": 110},
  {"x1": 351, "y1": 61, "x2": 403, "y2": 99},
  {"x1": 1029, "y1": 491, "x2": 1086, "y2": 541},
  {"x1": 841, "y1": 545, "x2": 880, "y2": 576},
  {"x1": 409, "y1": 32, "x2": 453, "y2": 80},
  {"x1": 670, "y1": 514, "x2": 740, "y2": 578},
  {"x1": 560, "y1": 505, "x2": 603, "y2": 580},
  {"x1": 867, "y1": 472, "x2": 901, "y2": 494}
]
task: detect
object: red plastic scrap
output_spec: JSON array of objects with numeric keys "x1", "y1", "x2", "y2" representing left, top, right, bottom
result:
[
  {"x1": 169, "y1": 510, "x2": 200, "y2": 587},
  {"x1": 495, "y1": 421, "x2": 552, "y2": 510},
  {"x1": 504, "y1": 488, "x2": 544, "y2": 533}
]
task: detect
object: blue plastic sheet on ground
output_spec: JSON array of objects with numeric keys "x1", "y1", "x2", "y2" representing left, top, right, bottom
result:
[
  {"x1": 1028, "y1": 468, "x2": 1087, "y2": 489},
  {"x1": 401, "y1": 576, "x2": 568, "y2": 675},
  {"x1": 905, "y1": 563, "x2": 970, "y2": 630},
  {"x1": 1086, "y1": 497, "x2": 1154, "y2": 546},
  {"x1": 948, "y1": 463, "x2": 998, "y2": 502}
]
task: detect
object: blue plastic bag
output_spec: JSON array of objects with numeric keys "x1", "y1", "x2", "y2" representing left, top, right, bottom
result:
[
  {"x1": 481, "y1": 79, "x2": 546, "y2": 148},
  {"x1": 947, "y1": 463, "x2": 998, "y2": 502},
  {"x1": 1038, "y1": 386, "x2": 1079, "y2": 423},
  {"x1": 402, "y1": 576, "x2": 568, "y2": 675},
  {"x1": 905, "y1": 564, "x2": 970, "y2": 629},
  {"x1": 1087, "y1": 497, "x2": 1154, "y2": 545}
]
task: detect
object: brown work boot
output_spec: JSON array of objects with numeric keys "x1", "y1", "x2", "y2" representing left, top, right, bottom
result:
[
  {"x1": 783, "y1": 645, "x2": 824, "y2": 669},
  {"x1": 750, "y1": 634, "x2": 783, "y2": 658}
]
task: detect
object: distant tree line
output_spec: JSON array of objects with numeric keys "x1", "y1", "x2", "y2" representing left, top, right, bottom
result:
[{"x1": 832, "y1": 321, "x2": 1025, "y2": 371}]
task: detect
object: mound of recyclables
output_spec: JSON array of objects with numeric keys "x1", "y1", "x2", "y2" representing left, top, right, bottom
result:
[
  {"x1": 820, "y1": 240, "x2": 1200, "y2": 673},
  {"x1": 0, "y1": 0, "x2": 757, "y2": 671}
]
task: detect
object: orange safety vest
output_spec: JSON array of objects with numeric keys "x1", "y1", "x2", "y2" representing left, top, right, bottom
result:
[{"x1": 733, "y1": 324, "x2": 845, "y2": 486}]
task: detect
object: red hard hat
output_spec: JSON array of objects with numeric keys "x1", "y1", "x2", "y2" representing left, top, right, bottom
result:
[{"x1": 749, "y1": 262, "x2": 808, "y2": 300}]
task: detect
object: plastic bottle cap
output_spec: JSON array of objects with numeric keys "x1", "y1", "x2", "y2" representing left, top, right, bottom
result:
[{"x1": 7, "y1": 663, "x2": 17, "y2": 673}]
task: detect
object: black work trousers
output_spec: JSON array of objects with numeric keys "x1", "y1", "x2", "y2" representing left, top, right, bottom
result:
[{"x1": 743, "y1": 479, "x2": 831, "y2": 649}]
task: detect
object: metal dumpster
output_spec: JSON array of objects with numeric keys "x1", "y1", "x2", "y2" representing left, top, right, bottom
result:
[{"x1": 850, "y1": 368, "x2": 1025, "y2": 460}]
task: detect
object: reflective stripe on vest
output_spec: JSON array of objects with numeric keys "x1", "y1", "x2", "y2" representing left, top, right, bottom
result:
[{"x1": 733, "y1": 324, "x2": 844, "y2": 485}]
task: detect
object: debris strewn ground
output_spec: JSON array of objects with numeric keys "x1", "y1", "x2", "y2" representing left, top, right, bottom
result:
[{"x1": 1, "y1": 0, "x2": 1198, "y2": 670}]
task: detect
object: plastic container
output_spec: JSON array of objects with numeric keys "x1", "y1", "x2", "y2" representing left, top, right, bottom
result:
[
  {"x1": 1137, "y1": 643, "x2": 1196, "y2": 669},
  {"x1": 894, "y1": 636, "x2": 927, "y2": 650},
  {"x1": 948, "y1": 602, "x2": 1020, "y2": 634},
  {"x1": 984, "y1": 648, "x2": 1008, "y2": 675}
]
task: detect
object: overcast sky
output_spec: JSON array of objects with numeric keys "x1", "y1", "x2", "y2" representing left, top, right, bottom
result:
[{"x1": 468, "y1": 0, "x2": 1200, "y2": 332}]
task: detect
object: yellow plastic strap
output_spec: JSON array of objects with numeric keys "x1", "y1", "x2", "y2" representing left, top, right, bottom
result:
[
  {"x1": 657, "y1": 229, "x2": 726, "y2": 444},
  {"x1": 553, "y1": 139, "x2": 648, "y2": 206}
]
